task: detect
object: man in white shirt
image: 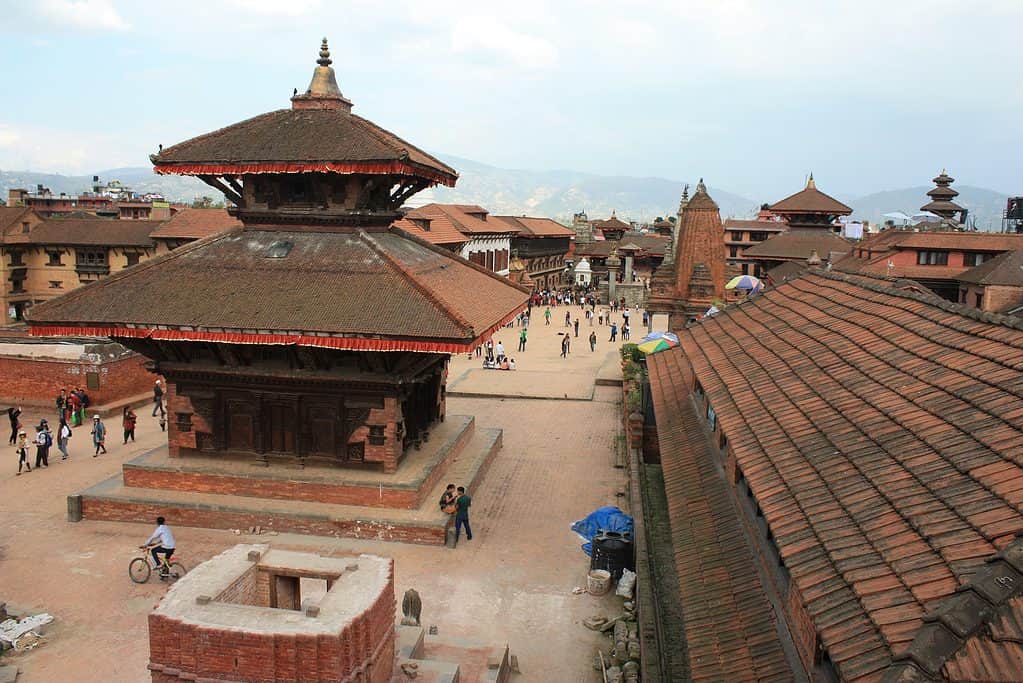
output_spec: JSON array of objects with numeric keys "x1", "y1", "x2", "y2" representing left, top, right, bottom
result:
[
  {"x1": 143, "y1": 516, "x2": 176, "y2": 574},
  {"x1": 495, "y1": 341, "x2": 505, "y2": 363}
]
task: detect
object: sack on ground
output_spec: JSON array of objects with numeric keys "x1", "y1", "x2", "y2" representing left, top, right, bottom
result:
[{"x1": 616, "y1": 568, "x2": 637, "y2": 598}]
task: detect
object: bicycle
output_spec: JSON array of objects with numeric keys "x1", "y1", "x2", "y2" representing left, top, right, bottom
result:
[{"x1": 129, "y1": 545, "x2": 187, "y2": 584}]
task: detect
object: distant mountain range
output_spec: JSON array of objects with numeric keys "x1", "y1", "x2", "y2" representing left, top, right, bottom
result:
[{"x1": 1, "y1": 160, "x2": 1013, "y2": 229}]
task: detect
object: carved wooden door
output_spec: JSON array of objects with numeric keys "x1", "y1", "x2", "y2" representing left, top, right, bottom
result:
[
  {"x1": 225, "y1": 398, "x2": 255, "y2": 452},
  {"x1": 266, "y1": 403, "x2": 296, "y2": 453},
  {"x1": 305, "y1": 401, "x2": 340, "y2": 459}
]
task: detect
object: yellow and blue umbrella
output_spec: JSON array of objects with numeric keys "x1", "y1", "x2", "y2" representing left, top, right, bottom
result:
[{"x1": 725, "y1": 275, "x2": 763, "y2": 291}]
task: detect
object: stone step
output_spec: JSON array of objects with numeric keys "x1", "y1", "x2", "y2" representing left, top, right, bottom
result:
[
  {"x1": 120, "y1": 415, "x2": 475, "y2": 510},
  {"x1": 72, "y1": 427, "x2": 503, "y2": 546}
]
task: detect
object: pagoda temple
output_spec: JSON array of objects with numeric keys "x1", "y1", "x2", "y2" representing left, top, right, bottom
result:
[
  {"x1": 743, "y1": 175, "x2": 853, "y2": 273},
  {"x1": 921, "y1": 169, "x2": 968, "y2": 223},
  {"x1": 646, "y1": 180, "x2": 726, "y2": 328},
  {"x1": 28, "y1": 40, "x2": 528, "y2": 475}
]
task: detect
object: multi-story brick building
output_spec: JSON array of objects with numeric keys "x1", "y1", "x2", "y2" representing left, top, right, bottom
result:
[
  {"x1": 833, "y1": 230, "x2": 1023, "y2": 302},
  {"x1": 494, "y1": 215, "x2": 574, "y2": 289},
  {"x1": 722, "y1": 209, "x2": 788, "y2": 275}
]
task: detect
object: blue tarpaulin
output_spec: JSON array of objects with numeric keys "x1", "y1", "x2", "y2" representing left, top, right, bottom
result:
[{"x1": 571, "y1": 506, "x2": 634, "y2": 556}]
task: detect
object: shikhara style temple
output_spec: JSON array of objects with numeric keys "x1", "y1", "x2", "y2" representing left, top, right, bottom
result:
[{"x1": 29, "y1": 40, "x2": 528, "y2": 475}]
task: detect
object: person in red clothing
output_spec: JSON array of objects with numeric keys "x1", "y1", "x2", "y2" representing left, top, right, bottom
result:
[{"x1": 122, "y1": 406, "x2": 138, "y2": 444}]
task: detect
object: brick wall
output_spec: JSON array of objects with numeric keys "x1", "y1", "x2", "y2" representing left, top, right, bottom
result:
[
  {"x1": 216, "y1": 566, "x2": 259, "y2": 606},
  {"x1": 83, "y1": 497, "x2": 447, "y2": 545},
  {"x1": 148, "y1": 560, "x2": 396, "y2": 682},
  {"x1": 0, "y1": 351, "x2": 155, "y2": 411},
  {"x1": 984, "y1": 284, "x2": 1023, "y2": 313}
]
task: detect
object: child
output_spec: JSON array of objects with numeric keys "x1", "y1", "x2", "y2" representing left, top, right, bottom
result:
[{"x1": 15, "y1": 429, "x2": 30, "y2": 474}]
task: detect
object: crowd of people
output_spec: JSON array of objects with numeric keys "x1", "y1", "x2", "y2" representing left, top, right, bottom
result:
[{"x1": 8, "y1": 379, "x2": 166, "y2": 475}]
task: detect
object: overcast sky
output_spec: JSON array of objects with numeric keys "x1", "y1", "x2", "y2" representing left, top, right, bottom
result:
[{"x1": 1, "y1": 0, "x2": 1020, "y2": 199}]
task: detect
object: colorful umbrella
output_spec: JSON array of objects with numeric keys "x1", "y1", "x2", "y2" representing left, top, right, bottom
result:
[
  {"x1": 637, "y1": 339, "x2": 673, "y2": 354},
  {"x1": 641, "y1": 331, "x2": 680, "y2": 344},
  {"x1": 725, "y1": 275, "x2": 763, "y2": 291}
]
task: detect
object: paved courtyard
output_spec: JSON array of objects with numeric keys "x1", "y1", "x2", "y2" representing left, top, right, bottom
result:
[{"x1": 0, "y1": 306, "x2": 639, "y2": 682}]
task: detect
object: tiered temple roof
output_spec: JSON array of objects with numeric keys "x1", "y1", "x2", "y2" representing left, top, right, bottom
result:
[
  {"x1": 921, "y1": 170, "x2": 967, "y2": 221},
  {"x1": 28, "y1": 39, "x2": 527, "y2": 353}
]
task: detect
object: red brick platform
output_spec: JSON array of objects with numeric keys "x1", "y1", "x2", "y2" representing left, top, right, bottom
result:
[{"x1": 72, "y1": 415, "x2": 502, "y2": 545}]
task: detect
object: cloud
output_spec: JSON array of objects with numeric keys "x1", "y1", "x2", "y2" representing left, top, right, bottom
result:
[
  {"x1": 0, "y1": 125, "x2": 21, "y2": 148},
  {"x1": 35, "y1": 0, "x2": 130, "y2": 31},
  {"x1": 223, "y1": 0, "x2": 322, "y2": 17},
  {"x1": 449, "y1": 15, "x2": 559, "y2": 69}
]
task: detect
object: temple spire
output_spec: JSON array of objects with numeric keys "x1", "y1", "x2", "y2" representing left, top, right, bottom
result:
[
  {"x1": 292, "y1": 37, "x2": 352, "y2": 112},
  {"x1": 807, "y1": 173, "x2": 816, "y2": 189}
]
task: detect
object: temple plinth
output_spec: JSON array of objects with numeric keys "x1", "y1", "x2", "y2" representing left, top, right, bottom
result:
[{"x1": 28, "y1": 41, "x2": 527, "y2": 541}]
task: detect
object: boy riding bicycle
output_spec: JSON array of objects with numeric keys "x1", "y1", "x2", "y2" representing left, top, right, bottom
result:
[{"x1": 141, "y1": 516, "x2": 176, "y2": 576}]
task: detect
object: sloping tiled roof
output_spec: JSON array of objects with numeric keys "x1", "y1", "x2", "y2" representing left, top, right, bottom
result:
[
  {"x1": 958, "y1": 250, "x2": 1023, "y2": 287},
  {"x1": 149, "y1": 208, "x2": 242, "y2": 240},
  {"x1": 152, "y1": 108, "x2": 457, "y2": 186},
  {"x1": 27, "y1": 228, "x2": 528, "y2": 352},
  {"x1": 671, "y1": 269, "x2": 1023, "y2": 681},
  {"x1": 722, "y1": 218, "x2": 788, "y2": 232},
  {"x1": 648, "y1": 350, "x2": 797, "y2": 681},
  {"x1": 494, "y1": 216, "x2": 574, "y2": 238},
  {"x1": 5, "y1": 218, "x2": 159, "y2": 247},
  {"x1": 892, "y1": 232, "x2": 1023, "y2": 252},
  {"x1": 593, "y1": 215, "x2": 630, "y2": 230},
  {"x1": 770, "y1": 180, "x2": 853, "y2": 215},
  {"x1": 392, "y1": 215, "x2": 466, "y2": 247},
  {"x1": 765, "y1": 260, "x2": 807, "y2": 284},
  {"x1": 742, "y1": 230, "x2": 852, "y2": 260},
  {"x1": 405, "y1": 204, "x2": 517, "y2": 237}
]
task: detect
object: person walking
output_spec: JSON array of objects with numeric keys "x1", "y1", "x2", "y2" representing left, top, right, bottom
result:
[
  {"x1": 623, "y1": 323, "x2": 631, "y2": 341},
  {"x1": 544, "y1": 307, "x2": 551, "y2": 326},
  {"x1": 609, "y1": 322, "x2": 618, "y2": 342},
  {"x1": 57, "y1": 418, "x2": 72, "y2": 459},
  {"x1": 454, "y1": 486, "x2": 472, "y2": 542},
  {"x1": 68, "y1": 390, "x2": 82, "y2": 426},
  {"x1": 152, "y1": 380, "x2": 165, "y2": 417},
  {"x1": 574, "y1": 318, "x2": 580, "y2": 338},
  {"x1": 564, "y1": 311, "x2": 571, "y2": 328},
  {"x1": 15, "y1": 429, "x2": 30, "y2": 474},
  {"x1": 589, "y1": 330, "x2": 597, "y2": 352},
  {"x1": 7, "y1": 406, "x2": 21, "y2": 445},
  {"x1": 518, "y1": 328, "x2": 527, "y2": 352},
  {"x1": 495, "y1": 341, "x2": 505, "y2": 363},
  {"x1": 91, "y1": 415, "x2": 107, "y2": 456},
  {"x1": 34, "y1": 422, "x2": 51, "y2": 469},
  {"x1": 561, "y1": 334, "x2": 571, "y2": 358},
  {"x1": 56, "y1": 388, "x2": 67, "y2": 421},
  {"x1": 123, "y1": 406, "x2": 137, "y2": 444}
]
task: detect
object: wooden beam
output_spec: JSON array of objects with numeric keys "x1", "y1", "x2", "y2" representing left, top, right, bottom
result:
[{"x1": 198, "y1": 175, "x2": 244, "y2": 207}]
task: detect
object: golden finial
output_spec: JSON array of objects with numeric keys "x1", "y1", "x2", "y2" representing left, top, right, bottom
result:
[
  {"x1": 318, "y1": 38, "x2": 332, "y2": 67},
  {"x1": 807, "y1": 173, "x2": 816, "y2": 189}
]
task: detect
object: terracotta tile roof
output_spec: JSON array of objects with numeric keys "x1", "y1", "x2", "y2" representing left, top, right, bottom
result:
[
  {"x1": 670, "y1": 269, "x2": 1023, "y2": 681},
  {"x1": 883, "y1": 537, "x2": 1023, "y2": 682},
  {"x1": 392, "y1": 215, "x2": 467, "y2": 247},
  {"x1": 27, "y1": 227, "x2": 528, "y2": 351},
  {"x1": 152, "y1": 108, "x2": 457, "y2": 186},
  {"x1": 770, "y1": 180, "x2": 852, "y2": 215},
  {"x1": 573, "y1": 233, "x2": 668, "y2": 258},
  {"x1": 722, "y1": 218, "x2": 788, "y2": 232},
  {"x1": 742, "y1": 231, "x2": 852, "y2": 260},
  {"x1": 593, "y1": 215, "x2": 630, "y2": 230},
  {"x1": 405, "y1": 204, "x2": 518, "y2": 237},
  {"x1": 892, "y1": 232, "x2": 1023, "y2": 252},
  {"x1": 958, "y1": 251, "x2": 1023, "y2": 287},
  {"x1": 493, "y1": 216, "x2": 574, "y2": 238},
  {"x1": 5, "y1": 218, "x2": 159, "y2": 247},
  {"x1": 149, "y1": 208, "x2": 241, "y2": 240},
  {"x1": 648, "y1": 350, "x2": 797, "y2": 681}
]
